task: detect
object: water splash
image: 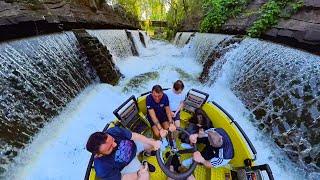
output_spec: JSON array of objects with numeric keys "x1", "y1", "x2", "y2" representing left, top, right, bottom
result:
[
  {"x1": 174, "y1": 32, "x2": 194, "y2": 47},
  {"x1": 128, "y1": 30, "x2": 146, "y2": 54},
  {"x1": 186, "y1": 33, "x2": 231, "y2": 64},
  {"x1": 87, "y1": 30, "x2": 133, "y2": 59},
  {"x1": 208, "y1": 38, "x2": 320, "y2": 175},
  {"x1": 0, "y1": 32, "x2": 96, "y2": 176}
]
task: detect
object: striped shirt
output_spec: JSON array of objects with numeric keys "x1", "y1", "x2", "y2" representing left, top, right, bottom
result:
[{"x1": 205, "y1": 128, "x2": 234, "y2": 167}]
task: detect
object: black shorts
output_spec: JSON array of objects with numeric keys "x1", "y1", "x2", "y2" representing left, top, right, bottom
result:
[
  {"x1": 199, "y1": 138, "x2": 216, "y2": 160},
  {"x1": 173, "y1": 111, "x2": 181, "y2": 121},
  {"x1": 147, "y1": 116, "x2": 168, "y2": 127}
]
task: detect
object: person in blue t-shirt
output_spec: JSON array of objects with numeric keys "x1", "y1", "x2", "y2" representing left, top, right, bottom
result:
[
  {"x1": 146, "y1": 85, "x2": 176, "y2": 139},
  {"x1": 182, "y1": 128, "x2": 234, "y2": 170},
  {"x1": 86, "y1": 126, "x2": 161, "y2": 180}
]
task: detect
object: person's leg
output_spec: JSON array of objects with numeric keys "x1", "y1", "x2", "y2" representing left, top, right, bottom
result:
[
  {"x1": 187, "y1": 175, "x2": 196, "y2": 180},
  {"x1": 174, "y1": 120, "x2": 180, "y2": 128},
  {"x1": 174, "y1": 111, "x2": 181, "y2": 128},
  {"x1": 161, "y1": 121, "x2": 169, "y2": 130},
  {"x1": 151, "y1": 125, "x2": 160, "y2": 139}
]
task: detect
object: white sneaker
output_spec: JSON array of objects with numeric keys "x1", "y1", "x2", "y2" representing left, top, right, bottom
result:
[
  {"x1": 161, "y1": 138, "x2": 169, "y2": 150},
  {"x1": 181, "y1": 143, "x2": 193, "y2": 149},
  {"x1": 182, "y1": 158, "x2": 193, "y2": 167}
]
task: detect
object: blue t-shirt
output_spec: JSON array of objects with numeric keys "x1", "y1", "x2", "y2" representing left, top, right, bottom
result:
[
  {"x1": 214, "y1": 128, "x2": 234, "y2": 159},
  {"x1": 146, "y1": 93, "x2": 169, "y2": 121},
  {"x1": 93, "y1": 127, "x2": 137, "y2": 180}
]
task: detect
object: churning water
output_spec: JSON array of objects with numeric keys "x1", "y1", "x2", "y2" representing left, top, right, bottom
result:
[{"x1": 0, "y1": 30, "x2": 318, "y2": 179}]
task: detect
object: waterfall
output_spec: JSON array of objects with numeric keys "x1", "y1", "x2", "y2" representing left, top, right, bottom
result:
[
  {"x1": 128, "y1": 30, "x2": 146, "y2": 54},
  {"x1": 141, "y1": 31, "x2": 150, "y2": 47},
  {"x1": 174, "y1": 32, "x2": 194, "y2": 47},
  {"x1": 0, "y1": 32, "x2": 96, "y2": 174},
  {"x1": 186, "y1": 33, "x2": 231, "y2": 64},
  {"x1": 208, "y1": 38, "x2": 320, "y2": 173},
  {"x1": 87, "y1": 30, "x2": 134, "y2": 59},
  {"x1": 173, "y1": 32, "x2": 182, "y2": 44}
]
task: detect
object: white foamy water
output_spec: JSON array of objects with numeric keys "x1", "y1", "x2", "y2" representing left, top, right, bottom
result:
[
  {"x1": 87, "y1": 29, "x2": 133, "y2": 58},
  {"x1": 8, "y1": 38, "x2": 308, "y2": 180}
]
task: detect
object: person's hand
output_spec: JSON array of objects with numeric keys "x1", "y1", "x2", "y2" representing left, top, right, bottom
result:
[
  {"x1": 151, "y1": 140, "x2": 161, "y2": 150},
  {"x1": 189, "y1": 134, "x2": 198, "y2": 144},
  {"x1": 198, "y1": 128, "x2": 206, "y2": 137},
  {"x1": 171, "y1": 111, "x2": 175, "y2": 117},
  {"x1": 137, "y1": 163, "x2": 149, "y2": 179},
  {"x1": 169, "y1": 123, "x2": 176, "y2": 132},
  {"x1": 160, "y1": 128, "x2": 168, "y2": 138},
  {"x1": 193, "y1": 151, "x2": 205, "y2": 164}
]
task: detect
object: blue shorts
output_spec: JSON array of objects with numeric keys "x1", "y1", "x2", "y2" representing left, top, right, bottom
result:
[{"x1": 147, "y1": 116, "x2": 168, "y2": 127}]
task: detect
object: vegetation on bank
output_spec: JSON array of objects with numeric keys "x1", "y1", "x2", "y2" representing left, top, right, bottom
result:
[
  {"x1": 247, "y1": 0, "x2": 304, "y2": 37},
  {"x1": 200, "y1": 0, "x2": 303, "y2": 37},
  {"x1": 5, "y1": 0, "x2": 305, "y2": 39},
  {"x1": 200, "y1": 0, "x2": 252, "y2": 32}
]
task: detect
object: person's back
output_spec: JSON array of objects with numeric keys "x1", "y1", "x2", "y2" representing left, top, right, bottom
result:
[
  {"x1": 182, "y1": 128, "x2": 234, "y2": 168},
  {"x1": 207, "y1": 128, "x2": 234, "y2": 166}
]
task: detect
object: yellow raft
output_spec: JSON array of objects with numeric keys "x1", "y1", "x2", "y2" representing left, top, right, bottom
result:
[{"x1": 85, "y1": 89, "x2": 274, "y2": 180}]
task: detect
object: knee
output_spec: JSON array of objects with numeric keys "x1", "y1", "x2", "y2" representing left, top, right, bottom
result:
[{"x1": 153, "y1": 130, "x2": 160, "y2": 139}]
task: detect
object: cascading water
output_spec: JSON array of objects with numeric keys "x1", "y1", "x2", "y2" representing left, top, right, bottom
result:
[
  {"x1": 173, "y1": 32, "x2": 182, "y2": 44},
  {"x1": 174, "y1": 32, "x2": 194, "y2": 47},
  {"x1": 1, "y1": 28, "x2": 318, "y2": 179},
  {"x1": 0, "y1": 32, "x2": 96, "y2": 175},
  {"x1": 185, "y1": 33, "x2": 231, "y2": 64},
  {"x1": 128, "y1": 30, "x2": 146, "y2": 54},
  {"x1": 141, "y1": 31, "x2": 150, "y2": 47},
  {"x1": 87, "y1": 30, "x2": 134, "y2": 59},
  {"x1": 202, "y1": 38, "x2": 320, "y2": 177}
]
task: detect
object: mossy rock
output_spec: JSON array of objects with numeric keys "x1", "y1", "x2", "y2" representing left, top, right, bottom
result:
[{"x1": 122, "y1": 72, "x2": 159, "y2": 92}]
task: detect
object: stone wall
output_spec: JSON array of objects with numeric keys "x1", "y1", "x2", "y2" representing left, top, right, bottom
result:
[
  {"x1": 179, "y1": 0, "x2": 320, "y2": 55},
  {"x1": 73, "y1": 29, "x2": 121, "y2": 85},
  {"x1": 0, "y1": 0, "x2": 139, "y2": 42}
]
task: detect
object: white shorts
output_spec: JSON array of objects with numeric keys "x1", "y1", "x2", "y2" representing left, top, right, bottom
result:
[{"x1": 121, "y1": 141, "x2": 145, "y2": 174}]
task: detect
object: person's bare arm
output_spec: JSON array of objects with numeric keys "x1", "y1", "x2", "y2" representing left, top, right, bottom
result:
[
  {"x1": 193, "y1": 151, "x2": 213, "y2": 168},
  {"x1": 175, "y1": 102, "x2": 184, "y2": 115},
  {"x1": 131, "y1": 132, "x2": 160, "y2": 150},
  {"x1": 122, "y1": 164, "x2": 149, "y2": 180},
  {"x1": 121, "y1": 172, "x2": 138, "y2": 180},
  {"x1": 148, "y1": 109, "x2": 162, "y2": 130},
  {"x1": 202, "y1": 160, "x2": 213, "y2": 168},
  {"x1": 165, "y1": 106, "x2": 174, "y2": 123}
]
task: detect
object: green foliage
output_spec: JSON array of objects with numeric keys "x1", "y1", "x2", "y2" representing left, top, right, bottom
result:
[
  {"x1": 291, "y1": 0, "x2": 304, "y2": 13},
  {"x1": 247, "y1": 0, "x2": 304, "y2": 37},
  {"x1": 200, "y1": 0, "x2": 252, "y2": 32},
  {"x1": 165, "y1": 0, "x2": 203, "y2": 40}
]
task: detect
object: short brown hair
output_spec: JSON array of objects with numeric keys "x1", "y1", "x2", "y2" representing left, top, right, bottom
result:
[
  {"x1": 152, "y1": 85, "x2": 163, "y2": 93},
  {"x1": 86, "y1": 132, "x2": 108, "y2": 154},
  {"x1": 173, "y1": 80, "x2": 184, "y2": 91}
]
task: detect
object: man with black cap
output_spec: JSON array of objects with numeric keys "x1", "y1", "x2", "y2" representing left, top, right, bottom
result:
[
  {"x1": 86, "y1": 126, "x2": 161, "y2": 180},
  {"x1": 182, "y1": 128, "x2": 234, "y2": 168}
]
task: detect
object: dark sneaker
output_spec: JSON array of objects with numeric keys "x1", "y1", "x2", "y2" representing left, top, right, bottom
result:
[
  {"x1": 142, "y1": 160, "x2": 156, "y2": 172},
  {"x1": 143, "y1": 150, "x2": 156, "y2": 157}
]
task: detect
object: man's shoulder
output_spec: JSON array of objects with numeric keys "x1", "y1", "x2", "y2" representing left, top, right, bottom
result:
[
  {"x1": 162, "y1": 93, "x2": 169, "y2": 101},
  {"x1": 94, "y1": 156, "x2": 120, "y2": 180},
  {"x1": 94, "y1": 155, "x2": 113, "y2": 168},
  {"x1": 146, "y1": 94, "x2": 154, "y2": 103}
]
